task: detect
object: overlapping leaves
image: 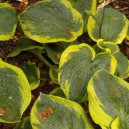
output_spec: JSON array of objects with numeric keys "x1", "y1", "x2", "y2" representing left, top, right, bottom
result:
[
  {"x1": 58, "y1": 43, "x2": 117, "y2": 102},
  {"x1": 69, "y1": 0, "x2": 96, "y2": 32}
]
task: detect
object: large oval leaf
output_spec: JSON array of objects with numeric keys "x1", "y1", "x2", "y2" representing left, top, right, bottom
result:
[
  {"x1": 69, "y1": 0, "x2": 97, "y2": 32},
  {"x1": 0, "y1": 3, "x2": 18, "y2": 41},
  {"x1": 30, "y1": 93, "x2": 94, "y2": 129},
  {"x1": 0, "y1": 59, "x2": 31, "y2": 123},
  {"x1": 19, "y1": 0, "x2": 84, "y2": 43},
  {"x1": 88, "y1": 8, "x2": 128, "y2": 44},
  {"x1": 87, "y1": 70, "x2": 129, "y2": 129},
  {"x1": 58, "y1": 43, "x2": 117, "y2": 102}
]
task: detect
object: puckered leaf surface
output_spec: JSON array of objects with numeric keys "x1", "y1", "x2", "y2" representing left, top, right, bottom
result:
[
  {"x1": 19, "y1": 0, "x2": 84, "y2": 43},
  {"x1": 30, "y1": 93, "x2": 94, "y2": 129},
  {"x1": 0, "y1": 59, "x2": 31, "y2": 123},
  {"x1": 88, "y1": 70, "x2": 129, "y2": 129},
  {"x1": 58, "y1": 43, "x2": 117, "y2": 102}
]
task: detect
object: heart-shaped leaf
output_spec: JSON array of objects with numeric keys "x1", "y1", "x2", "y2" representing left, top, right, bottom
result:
[
  {"x1": 87, "y1": 70, "x2": 129, "y2": 129},
  {"x1": 22, "y1": 62, "x2": 40, "y2": 90},
  {"x1": 30, "y1": 93, "x2": 94, "y2": 129},
  {"x1": 88, "y1": 8, "x2": 128, "y2": 44},
  {"x1": 0, "y1": 3, "x2": 18, "y2": 41},
  {"x1": 0, "y1": 59, "x2": 31, "y2": 123},
  {"x1": 69, "y1": 0, "x2": 97, "y2": 32},
  {"x1": 19, "y1": 0, "x2": 84, "y2": 43},
  {"x1": 58, "y1": 43, "x2": 117, "y2": 102}
]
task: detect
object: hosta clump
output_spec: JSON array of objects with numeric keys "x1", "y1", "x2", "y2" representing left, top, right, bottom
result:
[
  {"x1": 18, "y1": 0, "x2": 84, "y2": 43},
  {"x1": 0, "y1": 3, "x2": 18, "y2": 41},
  {"x1": 88, "y1": 70, "x2": 129, "y2": 129},
  {"x1": 58, "y1": 43, "x2": 117, "y2": 102}
]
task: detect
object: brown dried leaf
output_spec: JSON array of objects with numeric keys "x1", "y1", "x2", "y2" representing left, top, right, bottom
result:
[{"x1": 0, "y1": 108, "x2": 5, "y2": 116}]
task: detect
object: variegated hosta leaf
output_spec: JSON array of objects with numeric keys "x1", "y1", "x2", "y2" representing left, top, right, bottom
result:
[
  {"x1": 94, "y1": 41, "x2": 129, "y2": 79},
  {"x1": 22, "y1": 62, "x2": 40, "y2": 90},
  {"x1": 87, "y1": 70, "x2": 129, "y2": 129},
  {"x1": 30, "y1": 93, "x2": 94, "y2": 129},
  {"x1": 96, "y1": 40, "x2": 120, "y2": 54},
  {"x1": 6, "y1": 36, "x2": 43, "y2": 58},
  {"x1": 49, "y1": 87, "x2": 66, "y2": 98},
  {"x1": 0, "y1": 59, "x2": 31, "y2": 123},
  {"x1": 49, "y1": 65, "x2": 59, "y2": 84},
  {"x1": 0, "y1": 3, "x2": 18, "y2": 41},
  {"x1": 87, "y1": 8, "x2": 128, "y2": 44},
  {"x1": 18, "y1": 0, "x2": 84, "y2": 43},
  {"x1": 58, "y1": 43, "x2": 117, "y2": 102},
  {"x1": 126, "y1": 25, "x2": 129, "y2": 40},
  {"x1": 69, "y1": 0, "x2": 97, "y2": 32},
  {"x1": 114, "y1": 51, "x2": 129, "y2": 79}
]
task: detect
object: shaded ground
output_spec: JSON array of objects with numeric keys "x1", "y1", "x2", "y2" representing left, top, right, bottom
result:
[{"x1": 0, "y1": 0, "x2": 129, "y2": 129}]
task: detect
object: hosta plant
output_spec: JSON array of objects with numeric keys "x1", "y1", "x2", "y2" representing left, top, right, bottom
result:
[{"x1": 1, "y1": 0, "x2": 129, "y2": 129}]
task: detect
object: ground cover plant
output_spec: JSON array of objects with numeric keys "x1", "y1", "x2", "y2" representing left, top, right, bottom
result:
[{"x1": 0, "y1": 0, "x2": 129, "y2": 128}]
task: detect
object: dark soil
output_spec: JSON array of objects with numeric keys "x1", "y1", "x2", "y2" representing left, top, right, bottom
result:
[{"x1": 0, "y1": 0, "x2": 129, "y2": 129}]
